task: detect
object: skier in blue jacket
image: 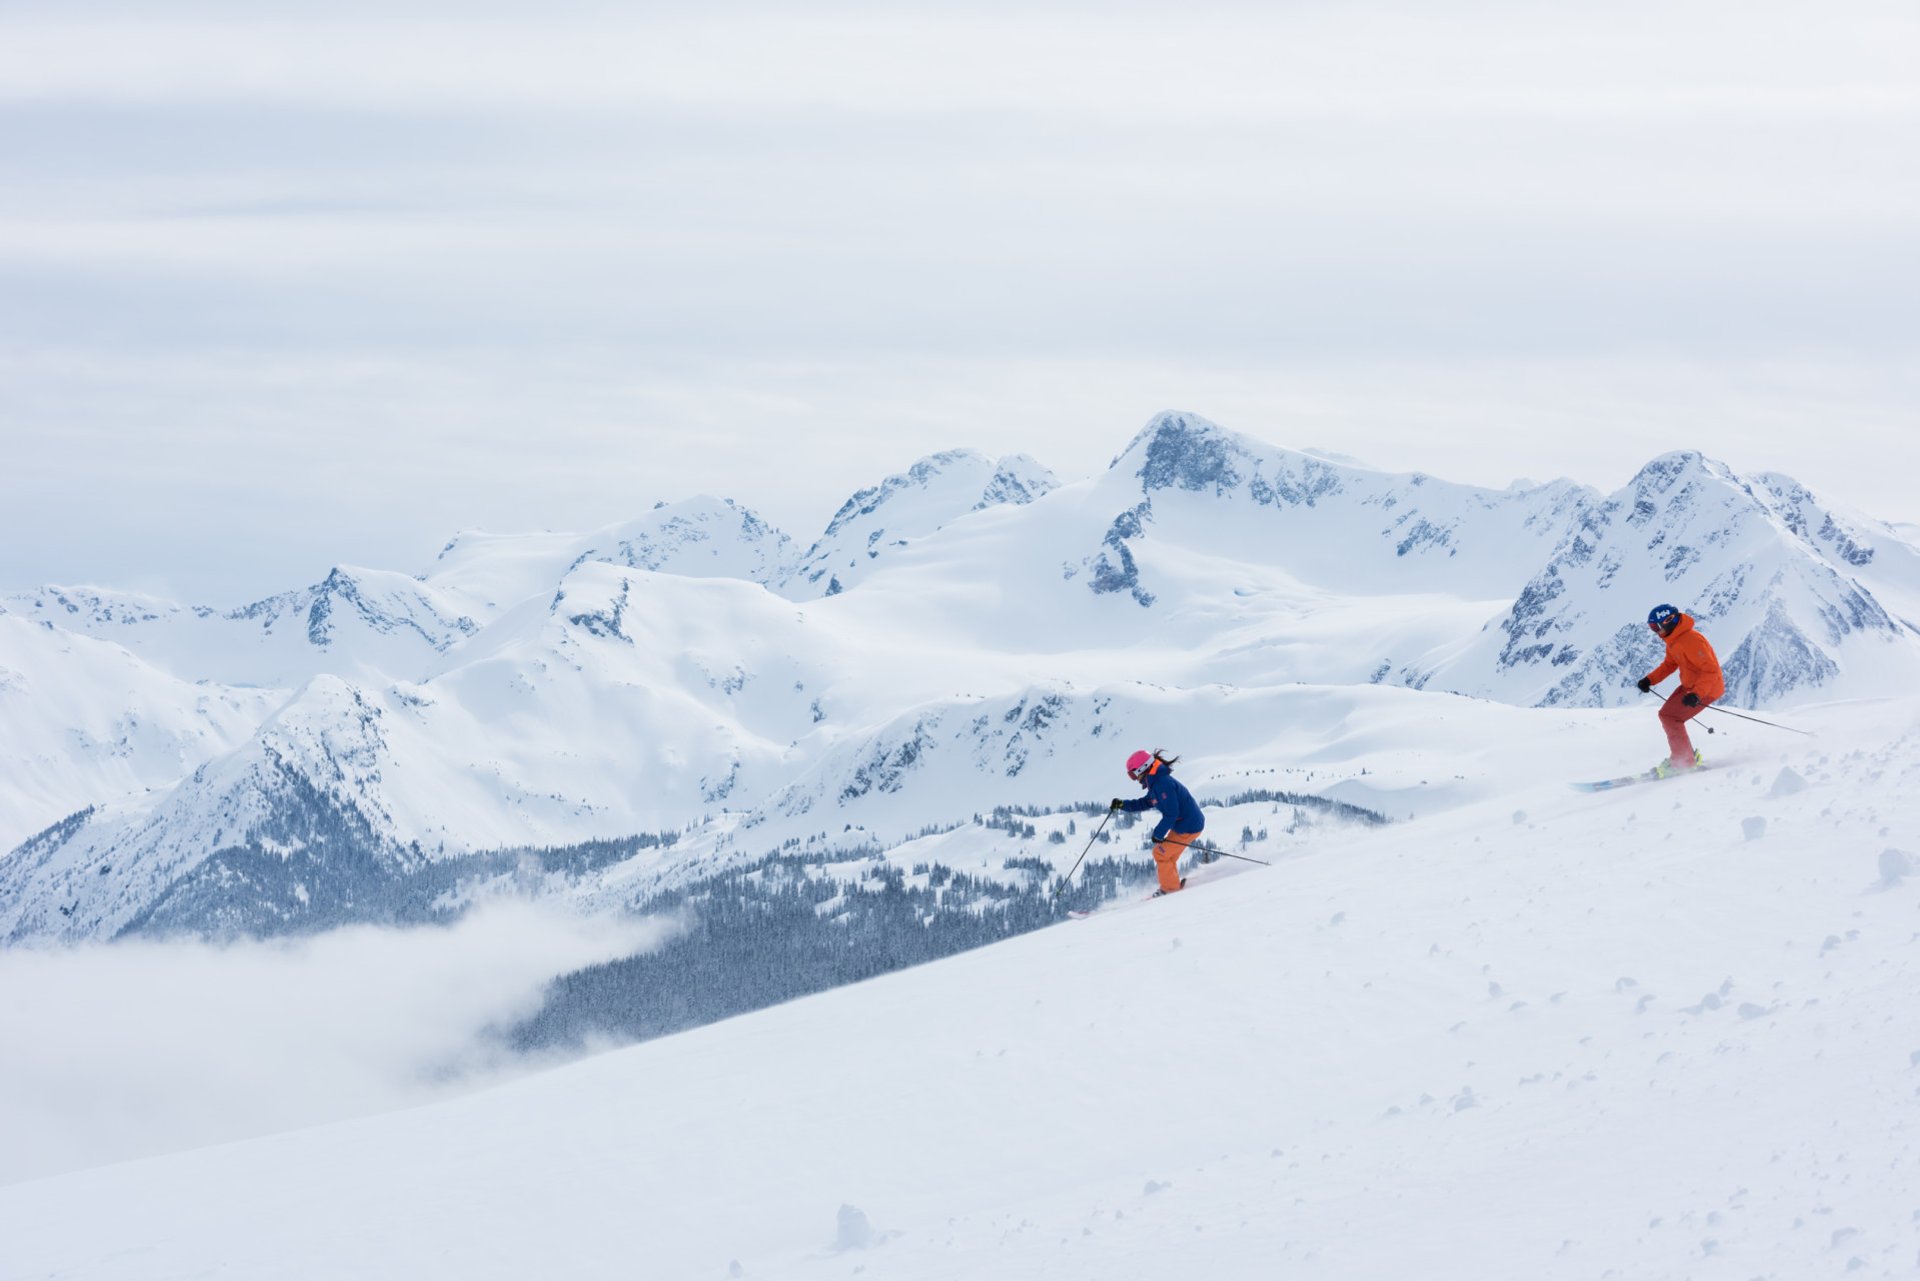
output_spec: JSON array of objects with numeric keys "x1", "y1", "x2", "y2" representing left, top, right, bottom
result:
[{"x1": 1110, "y1": 748, "x2": 1205, "y2": 896}]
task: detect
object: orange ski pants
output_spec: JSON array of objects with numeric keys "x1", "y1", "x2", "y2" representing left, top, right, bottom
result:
[
  {"x1": 1155, "y1": 832, "x2": 1200, "y2": 893},
  {"x1": 1658, "y1": 689, "x2": 1712, "y2": 766}
]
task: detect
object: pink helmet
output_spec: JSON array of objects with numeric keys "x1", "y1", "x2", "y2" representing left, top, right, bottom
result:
[{"x1": 1125, "y1": 749, "x2": 1153, "y2": 781}]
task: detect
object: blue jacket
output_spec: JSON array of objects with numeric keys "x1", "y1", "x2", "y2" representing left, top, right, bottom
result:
[{"x1": 1122, "y1": 766, "x2": 1204, "y2": 842}]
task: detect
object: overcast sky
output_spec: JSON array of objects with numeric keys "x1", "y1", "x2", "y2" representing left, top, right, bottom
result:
[{"x1": 4, "y1": 1, "x2": 1916, "y2": 602}]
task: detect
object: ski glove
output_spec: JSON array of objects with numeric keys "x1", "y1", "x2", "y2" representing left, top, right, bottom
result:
[
  {"x1": 1682, "y1": 692, "x2": 1700, "y2": 707},
  {"x1": 1109, "y1": 798, "x2": 1124, "y2": 812},
  {"x1": 1635, "y1": 676, "x2": 1653, "y2": 693}
]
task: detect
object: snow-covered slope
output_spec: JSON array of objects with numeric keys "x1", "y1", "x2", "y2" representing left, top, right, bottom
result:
[
  {"x1": 6, "y1": 697, "x2": 1917, "y2": 1280},
  {"x1": 0, "y1": 562, "x2": 860, "y2": 942},
  {"x1": 0, "y1": 610, "x2": 277, "y2": 852}
]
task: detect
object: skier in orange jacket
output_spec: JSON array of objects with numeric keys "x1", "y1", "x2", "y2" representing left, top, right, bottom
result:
[{"x1": 1635, "y1": 603, "x2": 1725, "y2": 777}]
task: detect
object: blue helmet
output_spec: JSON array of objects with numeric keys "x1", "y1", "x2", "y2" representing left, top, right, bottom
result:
[{"x1": 1647, "y1": 603, "x2": 1680, "y2": 630}]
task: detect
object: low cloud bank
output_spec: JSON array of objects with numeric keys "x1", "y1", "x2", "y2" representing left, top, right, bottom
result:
[{"x1": 0, "y1": 904, "x2": 674, "y2": 1185}]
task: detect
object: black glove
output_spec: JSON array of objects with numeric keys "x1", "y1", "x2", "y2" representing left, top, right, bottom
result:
[
  {"x1": 1109, "y1": 798, "x2": 1124, "y2": 812},
  {"x1": 1635, "y1": 676, "x2": 1652, "y2": 693},
  {"x1": 1682, "y1": 692, "x2": 1700, "y2": 707}
]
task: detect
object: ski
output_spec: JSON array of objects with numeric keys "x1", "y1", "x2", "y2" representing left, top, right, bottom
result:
[
  {"x1": 1570, "y1": 763, "x2": 1711, "y2": 792},
  {"x1": 1067, "y1": 885, "x2": 1175, "y2": 919},
  {"x1": 1064, "y1": 859, "x2": 1256, "y2": 918}
]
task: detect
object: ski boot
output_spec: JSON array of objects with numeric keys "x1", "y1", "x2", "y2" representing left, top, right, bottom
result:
[
  {"x1": 1150, "y1": 878, "x2": 1187, "y2": 898},
  {"x1": 1652, "y1": 749, "x2": 1705, "y2": 780}
]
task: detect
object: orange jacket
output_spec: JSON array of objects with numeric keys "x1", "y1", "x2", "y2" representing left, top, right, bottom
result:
[{"x1": 1646, "y1": 613, "x2": 1724, "y2": 703}]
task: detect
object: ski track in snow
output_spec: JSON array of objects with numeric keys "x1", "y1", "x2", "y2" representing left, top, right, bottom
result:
[{"x1": 3, "y1": 700, "x2": 1919, "y2": 1280}]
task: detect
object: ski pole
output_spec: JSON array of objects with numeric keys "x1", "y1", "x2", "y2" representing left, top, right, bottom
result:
[
  {"x1": 1640, "y1": 683, "x2": 1811, "y2": 737},
  {"x1": 1702, "y1": 704, "x2": 1813, "y2": 737},
  {"x1": 1638, "y1": 683, "x2": 1717, "y2": 733},
  {"x1": 1164, "y1": 837, "x2": 1271, "y2": 868},
  {"x1": 1053, "y1": 808, "x2": 1114, "y2": 897}
]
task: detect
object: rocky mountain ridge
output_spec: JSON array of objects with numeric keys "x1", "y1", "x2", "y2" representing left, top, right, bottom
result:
[{"x1": 6, "y1": 411, "x2": 1916, "y2": 943}]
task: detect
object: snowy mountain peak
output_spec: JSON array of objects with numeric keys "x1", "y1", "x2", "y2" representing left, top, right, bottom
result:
[
  {"x1": 2, "y1": 584, "x2": 183, "y2": 631},
  {"x1": 300, "y1": 566, "x2": 479, "y2": 655},
  {"x1": 575, "y1": 496, "x2": 792, "y2": 587},
  {"x1": 1077, "y1": 411, "x2": 1598, "y2": 611},
  {"x1": 1438, "y1": 450, "x2": 1917, "y2": 708},
  {"x1": 3, "y1": 571, "x2": 480, "y2": 688},
  {"x1": 780, "y1": 448, "x2": 1057, "y2": 599},
  {"x1": 1748, "y1": 472, "x2": 1883, "y2": 571},
  {"x1": 1112, "y1": 410, "x2": 1254, "y2": 496},
  {"x1": 1626, "y1": 448, "x2": 1716, "y2": 488},
  {"x1": 422, "y1": 496, "x2": 794, "y2": 615},
  {"x1": 974, "y1": 454, "x2": 1058, "y2": 511},
  {"x1": 816, "y1": 449, "x2": 990, "y2": 541},
  {"x1": 1108, "y1": 409, "x2": 1414, "y2": 520}
]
